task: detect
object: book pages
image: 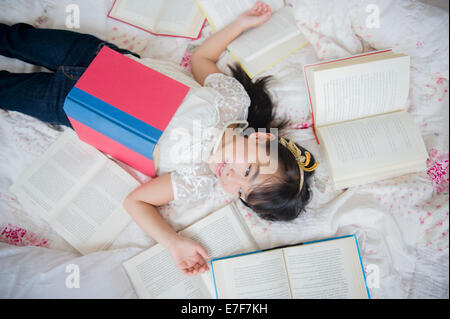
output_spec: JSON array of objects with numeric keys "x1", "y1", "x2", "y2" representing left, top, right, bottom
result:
[
  {"x1": 122, "y1": 203, "x2": 258, "y2": 299},
  {"x1": 197, "y1": 0, "x2": 305, "y2": 78},
  {"x1": 109, "y1": 0, "x2": 162, "y2": 30},
  {"x1": 283, "y1": 236, "x2": 369, "y2": 299},
  {"x1": 10, "y1": 129, "x2": 138, "y2": 255},
  {"x1": 156, "y1": 0, "x2": 204, "y2": 36},
  {"x1": 197, "y1": 0, "x2": 284, "y2": 31},
  {"x1": 228, "y1": 8, "x2": 301, "y2": 62},
  {"x1": 313, "y1": 55, "x2": 410, "y2": 127},
  {"x1": 123, "y1": 243, "x2": 211, "y2": 298},
  {"x1": 109, "y1": 0, "x2": 204, "y2": 38},
  {"x1": 317, "y1": 111, "x2": 428, "y2": 188},
  {"x1": 212, "y1": 249, "x2": 292, "y2": 299},
  {"x1": 211, "y1": 236, "x2": 369, "y2": 299},
  {"x1": 10, "y1": 130, "x2": 104, "y2": 217}
]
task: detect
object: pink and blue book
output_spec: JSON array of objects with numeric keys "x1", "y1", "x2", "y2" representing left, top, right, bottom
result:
[{"x1": 63, "y1": 46, "x2": 189, "y2": 177}]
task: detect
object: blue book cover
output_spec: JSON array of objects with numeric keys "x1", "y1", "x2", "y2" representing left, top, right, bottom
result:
[{"x1": 64, "y1": 88, "x2": 163, "y2": 160}]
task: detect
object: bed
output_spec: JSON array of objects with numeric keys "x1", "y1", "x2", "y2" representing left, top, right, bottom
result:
[{"x1": 0, "y1": 0, "x2": 448, "y2": 298}]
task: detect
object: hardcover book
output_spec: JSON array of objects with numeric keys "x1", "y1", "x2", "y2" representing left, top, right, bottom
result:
[
  {"x1": 63, "y1": 46, "x2": 190, "y2": 177},
  {"x1": 122, "y1": 203, "x2": 258, "y2": 299},
  {"x1": 9, "y1": 129, "x2": 140, "y2": 255},
  {"x1": 122, "y1": 202, "x2": 369, "y2": 299},
  {"x1": 211, "y1": 235, "x2": 370, "y2": 299},
  {"x1": 197, "y1": 0, "x2": 309, "y2": 78},
  {"x1": 304, "y1": 49, "x2": 428, "y2": 189},
  {"x1": 108, "y1": 0, "x2": 206, "y2": 39}
]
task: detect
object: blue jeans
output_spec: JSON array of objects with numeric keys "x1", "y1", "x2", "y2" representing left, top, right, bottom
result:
[{"x1": 0, "y1": 22, "x2": 140, "y2": 127}]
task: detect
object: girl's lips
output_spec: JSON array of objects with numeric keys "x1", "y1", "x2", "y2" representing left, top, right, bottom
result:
[{"x1": 216, "y1": 162, "x2": 225, "y2": 177}]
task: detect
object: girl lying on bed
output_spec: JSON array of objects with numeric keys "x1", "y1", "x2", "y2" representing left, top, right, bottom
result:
[{"x1": 0, "y1": 2, "x2": 318, "y2": 276}]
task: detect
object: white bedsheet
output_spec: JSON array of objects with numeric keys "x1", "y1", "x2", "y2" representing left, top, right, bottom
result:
[{"x1": 0, "y1": 0, "x2": 448, "y2": 299}]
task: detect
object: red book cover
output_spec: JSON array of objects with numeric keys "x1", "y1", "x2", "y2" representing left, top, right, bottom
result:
[{"x1": 64, "y1": 46, "x2": 190, "y2": 177}]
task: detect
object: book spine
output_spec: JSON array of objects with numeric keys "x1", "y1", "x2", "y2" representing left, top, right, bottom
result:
[
  {"x1": 63, "y1": 88, "x2": 161, "y2": 159},
  {"x1": 211, "y1": 261, "x2": 219, "y2": 299},
  {"x1": 106, "y1": 0, "x2": 117, "y2": 18},
  {"x1": 107, "y1": 15, "x2": 206, "y2": 40},
  {"x1": 303, "y1": 69, "x2": 320, "y2": 144},
  {"x1": 352, "y1": 234, "x2": 371, "y2": 299},
  {"x1": 304, "y1": 48, "x2": 393, "y2": 68},
  {"x1": 196, "y1": 0, "x2": 217, "y2": 32},
  {"x1": 65, "y1": 88, "x2": 161, "y2": 144}
]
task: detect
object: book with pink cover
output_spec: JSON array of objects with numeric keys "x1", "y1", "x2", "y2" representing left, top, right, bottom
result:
[
  {"x1": 63, "y1": 46, "x2": 190, "y2": 177},
  {"x1": 107, "y1": 0, "x2": 206, "y2": 40}
]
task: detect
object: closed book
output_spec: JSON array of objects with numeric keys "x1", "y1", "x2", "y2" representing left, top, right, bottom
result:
[{"x1": 63, "y1": 46, "x2": 190, "y2": 177}]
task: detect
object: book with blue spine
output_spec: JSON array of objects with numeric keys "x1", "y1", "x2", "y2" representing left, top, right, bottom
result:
[
  {"x1": 121, "y1": 202, "x2": 369, "y2": 299},
  {"x1": 211, "y1": 234, "x2": 370, "y2": 299},
  {"x1": 63, "y1": 46, "x2": 190, "y2": 177}
]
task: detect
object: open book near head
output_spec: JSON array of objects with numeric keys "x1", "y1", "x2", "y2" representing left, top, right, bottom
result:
[
  {"x1": 197, "y1": 0, "x2": 309, "y2": 78},
  {"x1": 304, "y1": 50, "x2": 429, "y2": 190}
]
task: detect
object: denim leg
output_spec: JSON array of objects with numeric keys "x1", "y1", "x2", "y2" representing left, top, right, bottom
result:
[
  {"x1": 0, "y1": 22, "x2": 141, "y2": 126},
  {"x1": 0, "y1": 22, "x2": 140, "y2": 71},
  {"x1": 0, "y1": 68, "x2": 81, "y2": 127}
]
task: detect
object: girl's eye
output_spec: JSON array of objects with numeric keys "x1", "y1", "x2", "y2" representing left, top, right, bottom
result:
[{"x1": 245, "y1": 165, "x2": 251, "y2": 177}]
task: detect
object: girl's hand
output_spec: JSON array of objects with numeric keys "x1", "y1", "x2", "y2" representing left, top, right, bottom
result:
[
  {"x1": 235, "y1": 2, "x2": 272, "y2": 30},
  {"x1": 168, "y1": 235, "x2": 210, "y2": 275},
  {"x1": 190, "y1": 1, "x2": 272, "y2": 85}
]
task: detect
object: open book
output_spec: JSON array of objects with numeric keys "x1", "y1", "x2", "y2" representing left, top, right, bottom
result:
[
  {"x1": 122, "y1": 203, "x2": 259, "y2": 299},
  {"x1": 108, "y1": 0, "x2": 206, "y2": 39},
  {"x1": 9, "y1": 129, "x2": 140, "y2": 255},
  {"x1": 211, "y1": 235, "x2": 370, "y2": 299},
  {"x1": 197, "y1": 0, "x2": 309, "y2": 78},
  {"x1": 304, "y1": 50, "x2": 428, "y2": 189}
]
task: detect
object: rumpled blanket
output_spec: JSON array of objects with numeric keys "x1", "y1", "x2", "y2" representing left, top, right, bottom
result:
[{"x1": 0, "y1": 0, "x2": 448, "y2": 298}]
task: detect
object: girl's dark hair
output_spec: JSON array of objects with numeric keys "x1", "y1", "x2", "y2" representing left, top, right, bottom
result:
[{"x1": 229, "y1": 63, "x2": 316, "y2": 222}]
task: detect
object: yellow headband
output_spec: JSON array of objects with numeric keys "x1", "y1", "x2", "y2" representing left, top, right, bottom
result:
[{"x1": 279, "y1": 138, "x2": 319, "y2": 193}]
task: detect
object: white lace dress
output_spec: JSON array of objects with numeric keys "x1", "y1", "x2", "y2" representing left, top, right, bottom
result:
[{"x1": 126, "y1": 55, "x2": 251, "y2": 205}]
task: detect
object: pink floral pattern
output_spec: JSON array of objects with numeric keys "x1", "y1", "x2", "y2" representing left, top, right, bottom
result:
[
  {"x1": 290, "y1": 120, "x2": 313, "y2": 129},
  {"x1": 427, "y1": 148, "x2": 449, "y2": 194},
  {"x1": 179, "y1": 25, "x2": 212, "y2": 71},
  {"x1": 106, "y1": 27, "x2": 150, "y2": 57},
  {"x1": 237, "y1": 202, "x2": 272, "y2": 233},
  {"x1": 180, "y1": 50, "x2": 192, "y2": 72},
  {"x1": 425, "y1": 75, "x2": 449, "y2": 102},
  {"x1": 0, "y1": 224, "x2": 49, "y2": 248}
]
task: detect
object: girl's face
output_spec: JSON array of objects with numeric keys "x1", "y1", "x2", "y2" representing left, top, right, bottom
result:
[{"x1": 208, "y1": 131, "x2": 279, "y2": 199}]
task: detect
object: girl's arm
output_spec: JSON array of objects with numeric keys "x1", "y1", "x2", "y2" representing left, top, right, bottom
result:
[
  {"x1": 191, "y1": 1, "x2": 272, "y2": 85},
  {"x1": 123, "y1": 3, "x2": 274, "y2": 277},
  {"x1": 123, "y1": 174, "x2": 209, "y2": 275}
]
